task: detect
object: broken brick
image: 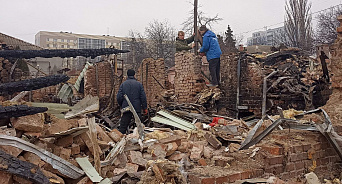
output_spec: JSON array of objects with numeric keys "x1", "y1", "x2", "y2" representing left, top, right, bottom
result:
[
  {"x1": 108, "y1": 129, "x2": 124, "y2": 142},
  {"x1": 168, "y1": 152, "x2": 187, "y2": 161},
  {"x1": 13, "y1": 175, "x2": 32, "y2": 184},
  {"x1": 23, "y1": 152, "x2": 42, "y2": 166},
  {"x1": 0, "y1": 171, "x2": 13, "y2": 184},
  {"x1": 198, "y1": 158, "x2": 207, "y2": 166},
  {"x1": 55, "y1": 135, "x2": 73, "y2": 148},
  {"x1": 190, "y1": 143, "x2": 204, "y2": 161},
  {"x1": 203, "y1": 146, "x2": 214, "y2": 159},
  {"x1": 42, "y1": 169, "x2": 65, "y2": 184},
  {"x1": 113, "y1": 168, "x2": 127, "y2": 176},
  {"x1": 125, "y1": 163, "x2": 139, "y2": 174},
  {"x1": 147, "y1": 143, "x2": 167, "y2": 159},
  {"x1": 11, "y1": 113, "x2": 44, "y2": 132},
  {"x1": 158, "y1": 135, "x2": 182, "y2": 146},
  {"x1": 96, "y1": 125, "x2": 112, "y2": 143},
  {"x1": 71, "y1": 144, "x2": 80, "y2": 155},
  {"x1": 177, "y1": 141, "x2": 190, "y2": 153},
  {"x1": 128, "y1": 151, "x2": 147, "y2": 166},
  {"x1": 213, "y1": 156, "x2": 234, "y2": 167},
  {"x1": 78, "y1": 118, "x2": 87, "y2": 127},
  {"x1": 204, "y1": 133, "x2": 222, "y2": 149},
  {"x1": 166, "y1": 142, "x2": 178, "y2": 156}
]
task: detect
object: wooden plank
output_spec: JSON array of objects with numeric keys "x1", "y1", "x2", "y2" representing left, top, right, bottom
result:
[
  {"x1": 88, "y1": 117, "x2": 101, "y2": 174},
  {"x1": 76, "y1": 157, "x2": 103, "y2": 183},
  {"x1": 65, "y1": 95, "x2": 99, "y2": 119}
]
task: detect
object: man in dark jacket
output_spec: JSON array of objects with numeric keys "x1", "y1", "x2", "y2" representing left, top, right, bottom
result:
[
  {"x1": 199, "y1": 25, "x2": 222, "y2": 87},
  {"x1": 116, "y1": 69, "x2": 147, "y2": 134},
  {"x1": 175, "y1": 31, "x2": 195, "y2": 52}
]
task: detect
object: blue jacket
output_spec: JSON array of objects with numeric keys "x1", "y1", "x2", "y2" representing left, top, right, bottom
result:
[
  {"x1": 199, "y1": 30, "x2": 222, "y2": 61},
  {"x1": 116, "y1": 76, "x2": 147, "y2": 113}
]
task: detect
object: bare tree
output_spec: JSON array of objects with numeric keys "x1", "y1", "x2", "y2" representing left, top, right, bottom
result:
[
  {"x1": 315, "y1": 5, "x2": 342, "y2": 45},
  {"x1": 126, "y1": 30, "x2": 150, "y2": 70},
  {"x1": 182, "y1": 5, "x2": 222, "y2": 35},
  {"x1": 285, "y1": 0, "x2": 313, "y2": 51},
  {"x1": 145, "y1": 20, "x2": 176, "y2": 67}
]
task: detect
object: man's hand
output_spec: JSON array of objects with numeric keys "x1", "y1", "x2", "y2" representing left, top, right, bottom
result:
[
  {"x1": 199, "y1": 52, "x2": 205, "y2": 57},
  {"x1": 143, "y1": 109, "x2": 148, "y2": 115}
]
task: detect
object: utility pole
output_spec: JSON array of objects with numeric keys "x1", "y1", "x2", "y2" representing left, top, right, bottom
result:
[{"x1": 194, "y1": 0, "x2": 198, "y2": 55}]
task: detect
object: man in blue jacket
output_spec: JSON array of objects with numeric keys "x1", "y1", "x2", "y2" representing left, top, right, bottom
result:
[
  {"x1": 199, "y1": 25, "x2": 222, "y2": 88},
  {"x1": 116, "y1": 69, "x2": 147, "y2": 134}
]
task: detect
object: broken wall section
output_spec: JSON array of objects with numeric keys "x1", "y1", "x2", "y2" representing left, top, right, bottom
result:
[
  {"x1": 174, "y1": 51, "x2": 205, "y2": 103},
  {"x1": 220, "y1": 54, "x2": 263, "y2": 117},
  {"x1": 84, "y1": 61, "x2": 120, "y2": 109},
  {"x1": 136, "y1": 58, "x2": 167, "y2": 108}
]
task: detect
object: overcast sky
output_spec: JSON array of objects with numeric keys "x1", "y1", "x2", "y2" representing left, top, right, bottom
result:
[{"x1": 1, "y1": 0, "x2": 342, "y2": 45}]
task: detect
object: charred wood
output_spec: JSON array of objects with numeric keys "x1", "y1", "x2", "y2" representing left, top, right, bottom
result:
[
  {"x1": 0, "y1": 149, "x2": 50, "y2": 184},
  {"x1": 0, "y1": 74, "x2": 69, "y2": 95},
  {"x1": 0, "y1": 48, "x2": 130, "y2": 59},
  {"x1": 0, "y1": 105, "x2": 47, "y2": 119}
]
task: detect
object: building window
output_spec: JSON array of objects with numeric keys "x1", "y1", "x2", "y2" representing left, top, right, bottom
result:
[
  {"x1": 61, "y1": 45, "x2": 64, "y2": 48},
  {"x1": 53, "y1": 39, "x2": 57, "y2": 42},
  {"x1": 67, "y1": 40, "x2": 70, "y2": 43},
  {"x1": 70, "y1": 40, "x2": 74, "y2": 43},
  {"x1": 47, "y1": 44, "x2": 49, "y2": 48},
  {"x1": 67, "y1": 45, "x2": 70, "y2": 48},
  {"x1": 61, "y1": 39, "x2": 64, "y2": 42}
]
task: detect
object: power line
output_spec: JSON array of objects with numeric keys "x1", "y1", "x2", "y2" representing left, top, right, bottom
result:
[{"x1": 236, "y1": 3, "x2": 342, "y2": 36}]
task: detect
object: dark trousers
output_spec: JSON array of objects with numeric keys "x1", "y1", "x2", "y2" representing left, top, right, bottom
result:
[
  {"x1": 119, "y1": 112, "x2": 142, "y2": 134},
  {"x1": 209, "y1": 58, "x2": 220, "y2": 85}
]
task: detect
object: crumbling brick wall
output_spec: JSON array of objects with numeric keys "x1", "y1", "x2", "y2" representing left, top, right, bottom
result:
[
  {"x1": 220, "y1": 54, "x2": 263, "y2": 117},
  {"x1": 174, "y1": 51, "x2": 206, "y2": 103},
  {"x1": 136, "y1": 58, "x2": 167, "y2": 108},
  {"x1": 331, "y1": 18, "x2": 342, "y2": 88},
  {"x1": 84, "y1": 61, "x2": 113, "y2": 98}
]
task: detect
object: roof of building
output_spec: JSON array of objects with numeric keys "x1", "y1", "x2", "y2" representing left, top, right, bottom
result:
[
  {"x1": 0, "y1": 32, "x2": 42, "y2": 50},
  {"x1": 37, "y1": 31, "x2": 128, "y2": 41}
]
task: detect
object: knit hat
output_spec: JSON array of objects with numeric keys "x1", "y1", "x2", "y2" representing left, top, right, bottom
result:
[
  {"x1": 127, "y1": 69, "x2": 135, "y2": 76},
  {"x1": 199, "y1": 25, "x2": 207, "y2": 31}
]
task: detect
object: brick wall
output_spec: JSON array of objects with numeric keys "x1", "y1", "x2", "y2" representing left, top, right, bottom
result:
[
  {"x1": 136, "y1": 58, "x2": 167, "y2": 108},
  {"x1": 220, "y1": 54, "x2": 263, "y2": 117},
  {"x1": 84, "y1": 61, "x2": 113, "y2": 98},
  {"x1": 174, "y1": 51, "x2": 206, "y2": 103},
  {"x1": 188, "y1": 129, "x2": 342, "y2": 183}
]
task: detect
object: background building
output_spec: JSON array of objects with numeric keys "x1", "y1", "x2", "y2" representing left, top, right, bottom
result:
[
  {"x1": 247, "y1": 26, "x2": 287, "y2": 46},
  {"x1": 35, "y1": 31, "x2": 126, "y2": 49}
]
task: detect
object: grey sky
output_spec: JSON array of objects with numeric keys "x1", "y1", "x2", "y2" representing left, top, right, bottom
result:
[{"x1": 1, "y1": 0, "x2": 341, "y2": 45}]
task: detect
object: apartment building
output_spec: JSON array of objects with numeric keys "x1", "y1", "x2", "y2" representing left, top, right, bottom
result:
[
  {"x1": 247, "y1": 26, "x2": 287, "y2": 46},
  {"x1": 35, "y1": 31, "x2": 126, "y2": 49}
]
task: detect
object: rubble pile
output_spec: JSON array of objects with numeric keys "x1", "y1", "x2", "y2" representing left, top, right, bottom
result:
[
  {"x1": 136, "y1": 58, "x2": 167, "y2": 107},
  {"x1": 174, "y1": 51, "x2": 206, "y2": 103},
  {"x1": 220, "y1": 50, "x2": 331, "y2": 117}
]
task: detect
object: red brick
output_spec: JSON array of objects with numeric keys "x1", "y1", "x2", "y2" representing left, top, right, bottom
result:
[
  {"x1": 293, "y1": 145, "x2": 303, "y2": 153},
  {"x1": 241, "y1": 170, "x2": 252, "y2": 180},
  {"x1": 165, "y1": 142, "x2": 178, "y2": 156},
  {"x1": 213, "y1": 156, "x2": 234, "y2": 167},
  {"x1": 280, "y1": 172, "x2": 290, "y2": 181},
  {"x1": 0, "y1": 171, "x2": 13, "y2": 184},
  {"x1": 262, "y1": 145, "x2": 284, "y2": 155},
  {"x1": 188, "y1": 174, "x2": 215, "y2": 184},
  {"x1": 265, "y1": 164, "x2": 284, "y2": 175},
  {"x1": 267, "y1": 155, "x2": 284, "y2": 165},
  {"x1": 295, "y1": 161, "x2": 304, "y2": 170},
  {"x1": 228, "y1": 172, "x2": 241, "y2": 183},
  {"x1": 216, "y1": 176, "x2": 228, "y2": 184},
  {"x1": 302, "y1": 144, "x2": 311, "y2": 152},
  {"x1": 177, "y1": 141, "x2": 190, "y2": 153},
  {"x1": 285, "y1": 163, "x2": 296, "y2": 172},
  {"x1": 295, "y1": 169, "x2": 305, "y2": 176},
  {"x1": 56, "y1": 135, "x2": 73, "y2": 147},
  {"x1": 198, "y1": 158, "x2": 207, "y2": 166},
  {"x1": 251, "y1": 169, "x2": 264, "y2": 178},
  {"x1": 168, "y1": 152, "x2": 186, "y2": 161},
  {"x1": 71, "y1": 144, "x2": 80, "y2": 155}
]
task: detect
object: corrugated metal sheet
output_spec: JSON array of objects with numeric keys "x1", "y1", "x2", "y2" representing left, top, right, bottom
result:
[{"x1": 74, "y1": 62, "x2": 93, "y2": 91}]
